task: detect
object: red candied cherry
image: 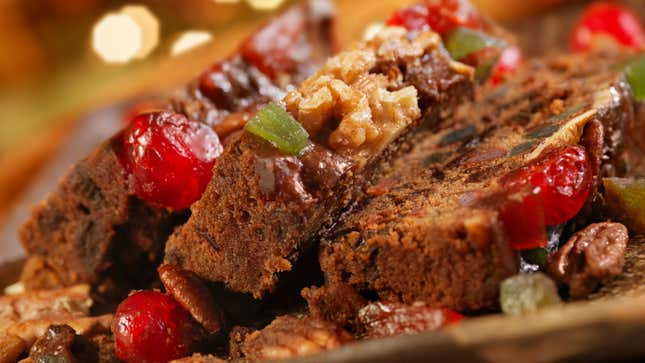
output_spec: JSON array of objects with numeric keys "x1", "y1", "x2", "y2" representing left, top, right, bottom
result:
[
  {"x1": 122, "y1": 101, "x2": 168, "y2": 125},
  {"x1": 119, "y1": 111, "x2": 223, "y2": 210},
  {"x1": 570, "y1": 2, "x2": 645, "y2": 53},
  {"x1": 499, "y1": 188, "x2": 547, "y2": 251},
  {"x1": 388, "y1": 0, "x2": 481, "y2": 35},
  {"x1": 489, "y1": 45, "x2": 524, "y2": 86},
  {"x1": 501, "y1": 146, "x2": 592, "y2": 227},
  {"x1": 240, "y1": 7, "x2": 304, "y2": 79},
  {"x1": 425, "y1": 0, "x2": 481, "y2": 35},
  {"x1": 443, "y1": 308, "x2": 464, "y2": 325},
  {"x1": 386, "y1": 4, "x2": 431, "y2": 32},
  {"x1": 113, "y1": 291, "x2": 198, "y2": 363}
]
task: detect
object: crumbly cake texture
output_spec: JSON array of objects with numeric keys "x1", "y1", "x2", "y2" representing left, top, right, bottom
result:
[
  {"x1": 164, "y1": 27, "x2": 475, "y2": 298},
  {"x1": 308, "y1": 51, "x2": 636, "y2": 324},
  {"x1": 18, "y1": 0, "x2": 335, "y2": 298}
]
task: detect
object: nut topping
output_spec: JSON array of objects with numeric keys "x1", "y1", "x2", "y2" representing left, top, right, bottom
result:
[
  {"x1": 237, "y1": 315, "x2": 353, "y2": 361},
  {"x1": 158, "y1": 264, "x2": 224, "y2": 334},
  {"x1": 357, "y1": 302, "x2": 462, "y2": 339},
  {"x1": 29, "y1": 325, "x2": 78, "y2": 363},
  {"x1": 285, "y1": 27, "x2": 434, "y2": 153},
  {"x1": 547, "y1": 222, "x2": 629, "y2": 298}
]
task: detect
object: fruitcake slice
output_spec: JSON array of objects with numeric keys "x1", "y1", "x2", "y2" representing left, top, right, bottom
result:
[
  {"x1": 308, "y1": 51, "x2": 637, "y2": 323},
  {"x1": 164, "y1": 24, "x2": 476, "y2": 298},
  {"x1": 18, "y1": 0, "x2": 336, "y2": 297}
]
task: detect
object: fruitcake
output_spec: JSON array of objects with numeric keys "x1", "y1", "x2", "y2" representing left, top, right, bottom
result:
[
  {"x1": 164, "y1": 25, "x2": 477, "y2": 298},
  {"x1": 18, "y1": 0, "x2": 336, "y2": 297},
  {"x1": 307, "y1": 50, "x2": 637, "y2": 324}
]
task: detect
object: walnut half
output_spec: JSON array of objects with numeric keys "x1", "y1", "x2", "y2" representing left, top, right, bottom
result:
[{"x1": 285, "y1": 27, "x2": 438, "y2": 154}]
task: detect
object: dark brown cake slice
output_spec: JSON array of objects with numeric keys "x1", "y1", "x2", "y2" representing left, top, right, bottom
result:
[
  {"x1": 307, "y1": 51, "x2": 637, "y2": 324},
  {"x1": 164, "y1": 24, "x2": 477, "y2": 298},
  {"x1": 18, "y1": 0, "x2": 336, "y2": 297}
]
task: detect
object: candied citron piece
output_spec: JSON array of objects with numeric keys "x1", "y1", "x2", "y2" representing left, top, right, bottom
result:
[
  {"x1": 603, "y1": 177, "x2": 645, "y2": 234},
  {"x1": 500, "y1": 273, "x2": 561, "y2": 315}
]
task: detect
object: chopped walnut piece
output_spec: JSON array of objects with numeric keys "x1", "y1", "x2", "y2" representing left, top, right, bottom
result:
[
  {"x1": 158, "y1": 264, "x2": 224, "y2": 334},
  {"x1": 357, "y1": 302, "x2": 462, "y2": 339},
  {"x1": 285, "y1": 27, "x2": 436, "y2": 153},
  {"x1": 238, "y1": 315, "x2": 353, "y2": 362},
  {"x1": 548, "y1": 222, "x2": 629, "y2": 298}
]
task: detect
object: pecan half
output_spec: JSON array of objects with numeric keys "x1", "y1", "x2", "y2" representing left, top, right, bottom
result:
[
  {"x1": 158, "y1": 264, "x2": 224, "y2": 334},
  {"x1": 357, "y1": 302, "x2": 462, "y2": 339},
  {"x1": 169, "y1": 354, "x2": 226, "y2": 363},
  {"x1": 29, "y1": 325, "x2": 78, "y2": 363},
  {"x1": 238, "y1": 315, "x2": 353, "y2": 362},
  {"x1": 547, "y1": 222, "x2": 629, "y2": 298}
]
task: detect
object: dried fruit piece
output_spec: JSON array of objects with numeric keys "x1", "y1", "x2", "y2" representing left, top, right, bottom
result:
[
  {"x1": 424, "y1": 0, "x2": 481, "y2": 34},
  {"x1": 113, "y1": 291, "x2": 198, "y2": 363},
  {"x1": 520, "y1": 225, "x2": 565, "y2": 272},
  {"x1": 357, "y1": 302, "x2": 463, "y2": 339},
  {"x1": 386, "y1": 4, "x2": 430, "y2": 32},
  {"x1": 603, "y1": 178, "x2": 645, "y2": 234},
  {"x1": 498, "y1": 188, "x2": 547, "y2": 251},
  {"x1": 240, "y1": 6, "x2": 305, "y2": 79},
  {"x1": 158, "y1": 264, "x2": 224, "y2": 334},
  {"x1": 245, "y1": 102, "x2": 310, "y2": 155},
  {"x1": 548, "y1": 222, "x2": 629, "y2": 298},
  {"x1": 521, "y1": 248, "x2": 548, "y2": 268},
  {"x1": 444, "y1": 26, "x2": 502, "y2": 61},
  {"x1": 388, "y1": 0, "x2": 481, "y2": 35},
  {"x1": 489, "y1": 45, "x2": 524, "y2": 86},
  {"x1": 501, "y1": 146, "x2": 592, "y2": 226},
  {"x1": 570, "y1": 2, "x2": 645, "y2": 53},
  {"x1": 625, "y1": 54, "x2": 645, "y2": 102},
  {"x1": 118, "y1": 111, "x2": 223, "y2": 210},
  {"x1": 500, "y1": 273, "x2": 562, "y2": 315}
]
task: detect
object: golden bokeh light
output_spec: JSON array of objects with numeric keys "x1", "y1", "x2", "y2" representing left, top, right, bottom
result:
[
  {"x1": 121, "y1": 5, "x2": 160, "y2": 59},
  {"x1": 246, "y1": 0, "x2": 286, "y2": 11},
  {"x1": 92, "y1": 13, "x2": 143, "y2": 64},
  {"x1": 91, "y1": 4, "x2": 160, "y2": 64},
  {"x1": 171, "y1": 31, "x2": 213, "y2": 56}
]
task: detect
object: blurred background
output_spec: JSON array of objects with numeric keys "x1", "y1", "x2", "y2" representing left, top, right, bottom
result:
[{"x1": 0, "y1": 0, "x2": 642, "y2": 262}]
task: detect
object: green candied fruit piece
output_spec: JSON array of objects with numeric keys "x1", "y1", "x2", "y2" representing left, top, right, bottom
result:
[
  {"x1": 521, "y1": 247, "x2": 548, "y2": 267},
  {"x1": 603, "y1": 178, "x2": 645, "y2": 234},
  {"x1": 245, "y1": 102, "x2": 310, "y2": 155},
  {"x1": 625, "y1": 53, "x2": 645, "y2": 102},
  {"x1": 444, "y1": 26, "x2": 503, "y2": 61},
  {"x1": 500, "y1": 272, "x2": 562, "y2": 315}
]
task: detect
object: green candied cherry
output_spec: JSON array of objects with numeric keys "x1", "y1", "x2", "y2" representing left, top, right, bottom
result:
[
  {"x1": 500, "y1": 273, "x2": 562, "y2": 315},
  {"x1": 625, "y1": 53, "x2": 645, "y2": 102},
  {"x1": 444, "y1": 26, "x2": 503, "y2": 61},
  {"x1": 245, "y1": 102, "x2": 310, "y2": 155},
  {"x1": 603, "y1": 178, "x2": 645, "y2": 234}
]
